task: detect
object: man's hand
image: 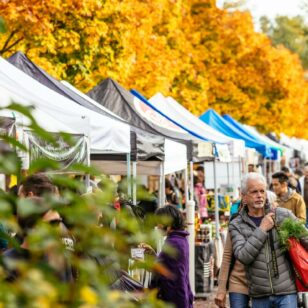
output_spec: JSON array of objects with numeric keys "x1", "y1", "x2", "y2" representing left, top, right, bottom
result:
[
  {"x1": 260, "y1": 212, "x2": 275, "y2": 232},
  {"x1": 214, "y1": 292, "x2": 226, "y2": 307}
]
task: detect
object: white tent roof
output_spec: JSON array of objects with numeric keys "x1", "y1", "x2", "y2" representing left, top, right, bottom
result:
[
  {"x1": 149, "y1": 93, "x2": 245, "y2": 158},
  {"x1": 280, "y1": 133, "x2": 308, "y2": 161},
  {"x1": 0, "y1": 58, "x2": 130, "y2": 154},
  {"x1": 0, "y1": 85, "x2": 78, "y2": 134},
  {"x1": 61, "y1": 81, "x2": 188, "y2": 174},
  {"x1": 61, "y1": 80, "x2": 124, "y2": 121}
]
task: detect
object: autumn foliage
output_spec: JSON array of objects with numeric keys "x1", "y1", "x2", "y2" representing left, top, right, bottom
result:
[{"x1": 0, "y1": 0, "x2": 307, "y2": 138}]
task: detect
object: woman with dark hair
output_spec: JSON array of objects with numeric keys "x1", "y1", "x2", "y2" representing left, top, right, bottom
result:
[{"x1": 140, "y1": 205, "x2": 193, "y2": 308}]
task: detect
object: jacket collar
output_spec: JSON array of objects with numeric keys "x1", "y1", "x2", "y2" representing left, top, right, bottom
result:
[{"x1": 277, "y1": 188, "x2": 294, "y2": 202}]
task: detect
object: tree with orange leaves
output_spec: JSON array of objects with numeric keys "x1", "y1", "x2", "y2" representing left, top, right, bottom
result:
[{"x1": 0, "y1": 0, "x2": 307, "y2": 138}]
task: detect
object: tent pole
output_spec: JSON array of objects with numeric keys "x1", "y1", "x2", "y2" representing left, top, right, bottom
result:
[
  {"x1": 186, "y1": 199, "x2": 195, "y2": 295},
  {"x1": 213, "y1": 158, "x2": 220, "y2": 239},
  {"x1": 132, "y1": 161, "x2": 137, "y2": 205},
  {"x1": 232, "y1": 157, "x2": 235, "y2": 196},
  {"x1": 239, "y1": 155, "x2": 242, "y2": 183},
  {"x1": 159, "y1": 162, "x2": 165, "y2": 207},
  {"x1": 227, "y1": 162, "x2": 230, "y2": 188},
  {"x1": 203, "y1": 161, "x2": 207, "y2": 189},
  {"x1": 184, "y1": 165, "x2": 189, "y2": 207},
  {"x1": 126, "y1": 153, "x2": 131, "y2": 198},
  {"x1": 190, "y1": 161, "x2": 194, "y2": 201},
  {"x1": 85, "y1": 136, "x2": 91, "y2": 190},
  {"x1": 263, "y1": 158, "x2": 267, "y2": 182},
  {"x1": 269, "y1": 159, "x2": 273, "y2": 181}
]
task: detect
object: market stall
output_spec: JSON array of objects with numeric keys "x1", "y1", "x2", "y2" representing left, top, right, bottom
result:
[
  {"x1": 8, "y1": 52, "x2": 166, "y2": 191},
  {"x1": 0, "y1": 57, "x2": 131, "y2": 156},
  {"x1": 0, "y1": 85, "x2": 89, "y2": 173}
]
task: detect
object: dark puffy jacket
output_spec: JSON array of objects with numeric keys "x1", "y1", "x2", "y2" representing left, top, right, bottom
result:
[{"x1": 229, "y1": 205, "x2": 308, "y2": 298}]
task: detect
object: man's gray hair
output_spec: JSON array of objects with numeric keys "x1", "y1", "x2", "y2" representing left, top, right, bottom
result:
[{"x1": 241, "y1": 172, "x2": 267, "y2": 194}]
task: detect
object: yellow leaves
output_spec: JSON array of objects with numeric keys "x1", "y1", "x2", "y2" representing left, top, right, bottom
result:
[
  {"x1": 18, "y1": 269, "x2": 58, "y2": 307},
  {"x1": 56, "y1": 29, "x2": 80, "y2": 54},
  {"x1": 80, "y1": 286, "x2": 98, "y2": 306},
  {"x1": 0, "y1": 0, "x2": 307, "y2": 137}
]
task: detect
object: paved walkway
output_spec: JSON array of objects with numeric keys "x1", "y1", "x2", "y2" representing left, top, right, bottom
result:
[
  {"x1": 194, "y1": 294, "x2": 217, "y2": 308},
  {"x1": 193, "y1": 287, "x2": 228, "y2": 308}
]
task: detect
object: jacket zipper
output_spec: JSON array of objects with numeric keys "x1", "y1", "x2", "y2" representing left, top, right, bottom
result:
[{"x1": 266, "y1": 239, "x2": 274, "y2": 294}]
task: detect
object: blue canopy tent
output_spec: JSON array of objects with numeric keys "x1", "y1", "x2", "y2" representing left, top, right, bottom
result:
[
  {"x1": 200, "y1": 109, "x2": 273, "y2": 158},
  {"x1": 222, "y1": 114, "x2": 280, "y2": 160},
  {"x1": 222, "y1": 114, "x2": 283, "y2": 160}
]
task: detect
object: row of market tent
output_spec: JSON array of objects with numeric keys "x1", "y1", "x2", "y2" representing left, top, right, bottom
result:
[
  {"x1": 1, "y1": 51, "x2": 308, "y2": 294},
  {"x1": 0, "y1": 52, "x2": 308, "y2": 233},
  {"x1": 1, "y1": 52, "x2": 299, "y2": 176}
]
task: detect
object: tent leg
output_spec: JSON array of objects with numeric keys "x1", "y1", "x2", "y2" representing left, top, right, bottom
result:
[
  {"x1": 186, "y1": 200, "x2": 195, "y2": 295},
  {"x1": 263, "y1": 158, "x2": 267, "y2": 182},
  {"x1": 132, "y1": 161, "x2": 137, "y2": 205},
  {"x1": 190, "y1": 161, "x2": 194, "y2": 201},
  {"x1": 184, "y1": 166, "x2": 189, "y2": 207},
  {"x1": 159, "y1": 162, "x2": 165, "y2": 207},
  {"x1": 232, "y1": 158, "x2": 236, "y2": 196},
  {"x1": 85, "y1": 136, "x2": 91, "y2": 191},
  {"x1": 126, "y1": 153, "x2": 131, "y2": 198},
  {"x1": 213, "y1": 159, "x2": 220, "y2": 240},
  {"x1": 227, "y1": 162, "x2": 230, "y2": 188},
  {"x1": 239, "y1": 155, "x2": 242, "y2": 183},
  {"x1": 203, "y1": 161, "x2": 206, "y2": 189}
]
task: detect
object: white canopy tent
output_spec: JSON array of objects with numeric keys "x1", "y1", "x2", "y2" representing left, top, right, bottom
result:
[
  {"x1": 149, "y1": 93, "x2": 246, "y2": 158},
  {"x1": 0, "y1": 92, "x2": 78, "y2": 134},
  {"x1": 61, "y1": 80, "x2": 124, "y2": 121},
  {"x1": 0, "y1": 57, "x2": 130, "y2": 155},
  {"x1": 0, "y1": 84, "x2": 89, "y2": 170},
  {"x1": 61, "y1": 80, "x2": 188, "y2": 176},
  {"x1": 280, "y1": 133, "x2": 308, "y2": 162}
]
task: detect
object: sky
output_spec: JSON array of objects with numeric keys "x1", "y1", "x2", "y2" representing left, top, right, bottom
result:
[
  {"x1": 244, "y1": 0, "x2": 304, "y2": 21},
  {"x1": 217, "y1": 0, "x2": 305, "y2": 28}
]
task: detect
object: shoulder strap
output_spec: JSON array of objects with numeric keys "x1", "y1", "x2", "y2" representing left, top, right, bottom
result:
[{"x1": 269, "y1": 229, "x2": 279, "y2": 278}]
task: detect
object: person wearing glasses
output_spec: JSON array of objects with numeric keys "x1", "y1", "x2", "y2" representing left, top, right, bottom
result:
[{"x1": 229, "y1": 172, "x2": 307, "y2": 308}]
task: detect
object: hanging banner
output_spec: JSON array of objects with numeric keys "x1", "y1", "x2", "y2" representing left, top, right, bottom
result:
[
  {"x1": 0, "y1": 117, "x2": 15, "y2": 136},
  {"x1": 192, "y1": 141, "x2": 214, "y2": 162},
  {"x1": 133, "y1": 97, "x2": 186, "y2": 133},
  {"x1": 0, "y1": 117, "x2": 16, "y2": 153},
  {"x1": 215, "y1": 144, "x2": 231, "y2": 163},
  {"x1": 26, "y1": 131, "x2": 88, "y2": 170},
  {"x1": 197, "y1": 142, "x2": 214, "y2": 158}
]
